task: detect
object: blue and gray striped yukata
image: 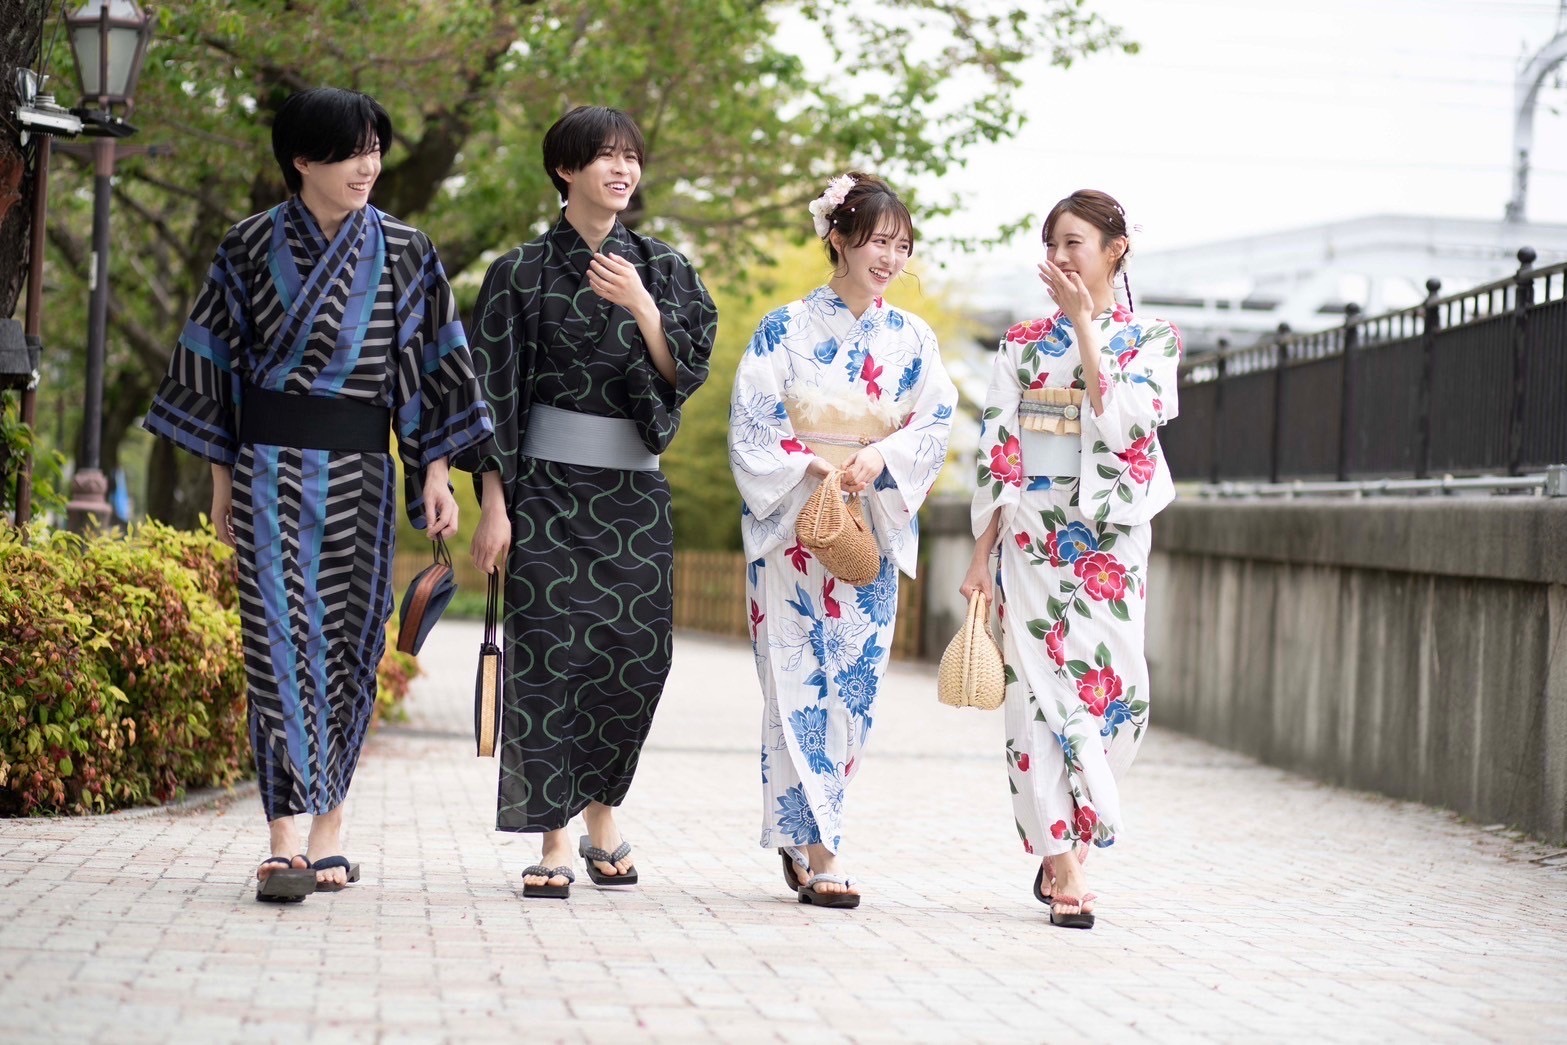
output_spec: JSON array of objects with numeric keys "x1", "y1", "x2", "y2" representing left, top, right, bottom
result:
[{"x1": 144, "y1": 198, "x2": 493, "y2": 819}]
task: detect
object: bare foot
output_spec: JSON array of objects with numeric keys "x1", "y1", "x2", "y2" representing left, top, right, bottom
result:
[
  {"x1": 803, "y1": 843, "x2": 858, "y2": 898},
  {"x1": 582, "y1": 802, "x2": 635, "y2": 878},
  {"x1": 523, "y1": 829, "x2": 574, "y2": 890},
  {"x1": 258, "y1": 816, "x2": 306, "y2": 881},
  {"x1": 1048, "y1": 852, "x2": 1094, "y2": 918},
  {"x1": 305, "y1": 805, "x2": 349, "y2": 887},
  {"x1": 256, "y1": 854, "x2": 308, "y2": 881}
]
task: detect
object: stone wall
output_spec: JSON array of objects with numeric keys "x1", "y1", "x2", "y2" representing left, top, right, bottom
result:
[{"x1": 920, "y1": 495, "x2": 1567, "y2": 843}]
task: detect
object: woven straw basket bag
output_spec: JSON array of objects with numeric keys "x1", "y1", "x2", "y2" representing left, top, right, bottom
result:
[
  {"x1": 937, "y1": 591, "x2": 1007, "y2": 711},
  {"x1": 796, "y1": 469, "x2": 881, "y2": 587}
]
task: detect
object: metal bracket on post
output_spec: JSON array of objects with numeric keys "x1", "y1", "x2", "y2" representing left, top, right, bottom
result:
[{"x1": 1546, "y1": 464, "x2": 1567, "y2": 498}]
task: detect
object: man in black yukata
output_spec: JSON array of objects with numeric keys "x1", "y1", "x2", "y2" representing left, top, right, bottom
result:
[{"x1": 455, "y1": 106, "x2": 717, "y2": 898}]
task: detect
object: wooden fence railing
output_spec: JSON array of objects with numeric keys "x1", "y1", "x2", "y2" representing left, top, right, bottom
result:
[{"x1": 674, "y1": 550, "x2": 927, "y2": 661}]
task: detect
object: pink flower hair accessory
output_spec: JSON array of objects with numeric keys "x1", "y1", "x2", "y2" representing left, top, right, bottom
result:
[{"x1": 808, "y1": 173, "x2": 857, "y2": 238}]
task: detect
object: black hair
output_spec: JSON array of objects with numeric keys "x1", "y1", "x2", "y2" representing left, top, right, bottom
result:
[
  {"x1": 542, "y1": 105, "x2": 647, "y2": 202},
  {"x1": 822, "y1": 171, "x2": 915, "y2": 266},
  {"x1": 271, "y1": 88, "x2": 392, "y2": 195}
]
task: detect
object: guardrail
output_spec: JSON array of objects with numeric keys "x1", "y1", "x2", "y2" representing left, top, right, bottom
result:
[
  {"x1": 1163, "y1": 248, "x2": 1567, "y2": 484},
  {"x1": 1188, "y1": 465, "x2": 1567, "y2": 499}
]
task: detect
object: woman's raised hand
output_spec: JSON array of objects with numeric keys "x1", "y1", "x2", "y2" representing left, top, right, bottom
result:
[{"x1": 1038, "y1": 259, "x2": 1094, "y2": 325}]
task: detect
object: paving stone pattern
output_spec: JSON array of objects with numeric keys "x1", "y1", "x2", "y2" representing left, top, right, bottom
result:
[{"x1": 2, "y1": 622, "x2": 1564, "y2": 1042}]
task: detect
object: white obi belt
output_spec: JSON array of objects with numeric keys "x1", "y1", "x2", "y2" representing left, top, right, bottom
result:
[{"x1": 1018, "y1": 387, "x2": 1084, "y2": 478}]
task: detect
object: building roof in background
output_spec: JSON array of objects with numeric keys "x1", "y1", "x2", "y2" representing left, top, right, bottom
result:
[{"x1": 964, "y1": 214, "x2": 1567, "y2": 355}]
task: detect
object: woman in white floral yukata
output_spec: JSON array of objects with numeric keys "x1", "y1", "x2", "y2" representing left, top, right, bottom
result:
[
  {"x1": 729, "y1": 172, "x2": 956, "y2": 909},
  {"x1": 961, "y1": 190, "x2": 1181, "y2": 930}
]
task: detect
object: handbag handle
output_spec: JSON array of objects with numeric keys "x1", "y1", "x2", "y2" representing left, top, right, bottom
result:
[
  {"x1": 965, "y1": 589, "x2": 989, "y2": 638},
  {"x1": 433, "y1": 535, "x2": 452, "y2": 569},
  {"x1": 964, "y1": 590, "x2": 990, "y2": 702},
  {"x1": 804, "y1": 468, "x2": 850, "y2": 542},
  {"x1": 483, "y1": 567, "x2": 500, "y2": 648}
]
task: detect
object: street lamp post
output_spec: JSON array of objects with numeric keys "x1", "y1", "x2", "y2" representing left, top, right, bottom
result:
[
  {"x1": 63, "y1": 0, "x2": 152, "y2": 532},
  {"x1": 7, "y1": 68, "x2": 82, "y2": 528}
]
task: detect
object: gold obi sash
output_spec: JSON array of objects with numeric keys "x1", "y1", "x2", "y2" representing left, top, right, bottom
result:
[
  {"x1": 784, "y1": 396, "x2": 901, "y2": 467},
  {"x1": 1018, "y1": 387, "x2": 1085, "y2": 435}
]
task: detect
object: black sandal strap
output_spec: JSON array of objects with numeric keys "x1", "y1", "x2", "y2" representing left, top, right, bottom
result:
[{"x1": 310, "y1": 855, "x2": 354, "y2": 873}]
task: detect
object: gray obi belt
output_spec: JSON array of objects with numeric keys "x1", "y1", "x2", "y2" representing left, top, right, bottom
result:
[
  {"x1": 1018, "y1": 388, "x2": 1084, "y2": 478},
  {"x1": 521, "y1": 402, "x2": 660, "y2": 471}
]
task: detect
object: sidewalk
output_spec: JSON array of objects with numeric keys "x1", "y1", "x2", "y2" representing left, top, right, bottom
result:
[{"x1": 1, "y1": 621, "x2": 1564, "y2": 1042}]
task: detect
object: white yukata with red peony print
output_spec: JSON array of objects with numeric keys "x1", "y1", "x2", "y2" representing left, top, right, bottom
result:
[
  {"x1": 730, "y1": 286, "x2": 956, "y2": 854},
  {"x1": 972, "y1": 305, "x2": 1181, "y2": 860}
]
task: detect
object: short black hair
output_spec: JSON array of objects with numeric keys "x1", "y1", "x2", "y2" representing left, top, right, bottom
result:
[
  {"x1": 542, "y1": 105, "x2": 646, "y2": 202},
  {"x1": 272, "y1": 87, "x2": 392, "y2": 195}
]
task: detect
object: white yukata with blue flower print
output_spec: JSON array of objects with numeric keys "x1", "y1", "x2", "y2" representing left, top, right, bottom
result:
[{"x1": 729, "y1": 286, "x2": 956, "y2": 855}]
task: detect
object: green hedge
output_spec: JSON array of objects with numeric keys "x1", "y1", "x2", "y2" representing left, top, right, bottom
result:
[{"x1": 0, "y1": 522, "x2": 418, "y2": 816}]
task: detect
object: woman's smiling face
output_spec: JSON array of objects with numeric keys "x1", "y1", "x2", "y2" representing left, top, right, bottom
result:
[{"x1": 833, "y1": 219, "x2": 913, "y2": 301}]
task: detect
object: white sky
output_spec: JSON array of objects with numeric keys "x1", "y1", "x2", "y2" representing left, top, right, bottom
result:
[{"x1": 790, "y1": 0, "x2": 1567, "y2": 275}]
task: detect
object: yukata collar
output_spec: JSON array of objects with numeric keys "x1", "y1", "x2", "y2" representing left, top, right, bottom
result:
[
  {"x1": 1058, "y1": 303, "x2": 1132, "y2": 327},
  {"x1": 283, "y1": 196, "x2": 370, "y2": 259},
  {"x1": 808, "y1": 284, "x2": 888, "y2": 319},
  {"x1": 549, "y1": 210, "x2": 631, "y2": 276}
]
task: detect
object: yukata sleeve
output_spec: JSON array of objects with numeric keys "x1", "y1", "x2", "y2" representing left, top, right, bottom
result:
[
  {"x1": 971, "y1": 336, "x2": 1026, "y2": 539},
  {"x1": 862, "y1": 321, "x2": 957, "y2": 543},
  {"x1": 728, "y1": 312, "x2": 815, "y2": 549},
  {"x1": 393, "y1": 233, "x2": 496, "y2": 530},
  {"x1": 625, "y1": 250, "x2": 717, "y2": 454},
  {"x1": 449, "y1": 249, "x2": 525, "y2": 509},
  {"x1": 1083, "y1": 318, "x2": 1182, "y2": 454},
  {"x1": 1078, "y1": 319, "x2": 1182, "y2": 522},
  {"x1": 141, "y1": 229, "x2": 248, "y2": 465}
]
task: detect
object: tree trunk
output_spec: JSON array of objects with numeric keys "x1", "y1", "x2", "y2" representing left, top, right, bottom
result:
[
  {"x1": 145, "y1": 427, "x2": 211, "y2": 529},
  {"x1": 0, "y1": 0, "x2": 54, "y2": 319}
]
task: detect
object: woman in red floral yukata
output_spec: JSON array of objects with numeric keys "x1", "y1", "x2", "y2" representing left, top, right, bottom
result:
[{"x1": 960, "y1": 190, "x2": 1182, "y2": 930}]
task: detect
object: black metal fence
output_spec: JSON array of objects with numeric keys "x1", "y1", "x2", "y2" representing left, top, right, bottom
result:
[{"x1": 1164, "y1": 248, "x2": 1567, "y2": 482}]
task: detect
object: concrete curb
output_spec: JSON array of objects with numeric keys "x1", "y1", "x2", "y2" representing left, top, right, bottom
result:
[{"x1": 97, "y1": 780, "x2": 259, "y2": 821}]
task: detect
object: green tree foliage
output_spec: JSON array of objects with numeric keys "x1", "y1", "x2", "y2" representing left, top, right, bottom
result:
[{"x1": 31, "y1": 0, "x2": 1129, "y2": 526}]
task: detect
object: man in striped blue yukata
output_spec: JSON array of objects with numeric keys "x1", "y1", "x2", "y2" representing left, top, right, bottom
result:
[{"x1": 144, "y1": 87, "x2": 494, "y2": 903}]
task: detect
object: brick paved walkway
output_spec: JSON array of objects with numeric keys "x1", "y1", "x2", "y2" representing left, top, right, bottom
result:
[{"x1": 3, "y1": 623, "x2": 1565, "y2": 1042}]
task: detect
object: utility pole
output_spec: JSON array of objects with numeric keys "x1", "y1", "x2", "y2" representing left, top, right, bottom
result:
[{"x1": 1505, "y1": 2, "x2": 1567, "y2": 223}]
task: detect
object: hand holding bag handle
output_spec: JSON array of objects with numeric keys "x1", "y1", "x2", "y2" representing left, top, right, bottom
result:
[
  {"x1": 796, "y1": 468, "x2": 880, "y2": 587},
  {"x1": 474, "y1": 568, "x2": 503, "y2": 757}
]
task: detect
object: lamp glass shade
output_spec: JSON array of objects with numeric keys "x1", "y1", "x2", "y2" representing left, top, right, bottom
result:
[{"x1": 67, "y1": 0, "x2": 151, "y2": 105}]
